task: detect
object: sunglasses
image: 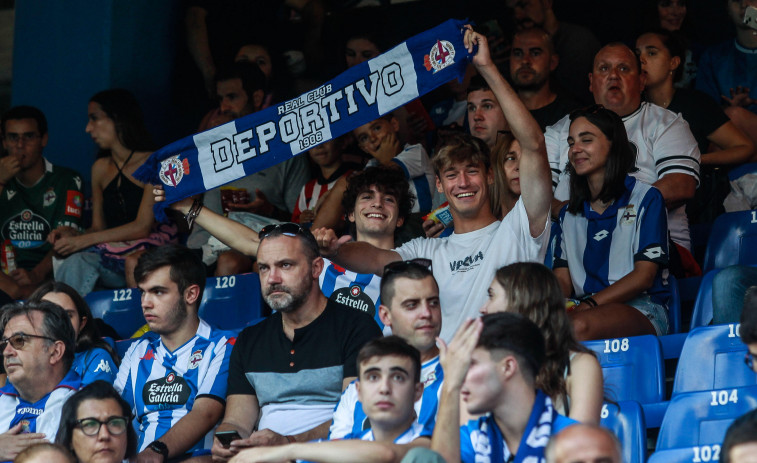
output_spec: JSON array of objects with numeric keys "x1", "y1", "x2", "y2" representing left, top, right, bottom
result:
[
  {"x1": 258, "y1": 222, "x2": 309, "y2": 240},
  {"x1": 76, "y1": 416, "x2": 129, "y2": 436},
  {"x1": 0, "y1": 333, "x2": 56, "y2": 351},
  {"x1": 383, "y1": 258, "x2": 433, "y2": 277}
]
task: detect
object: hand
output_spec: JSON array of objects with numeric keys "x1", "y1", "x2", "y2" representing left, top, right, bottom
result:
[
  {"x1": 423, "y1": 219, "x2": 445, "y2": 238},
  {"x1": 230, "y1": 444, "x2": 292, "y2": 463},
  {"x1": 298, "y1": 209, "x2": 316, "y2": 224},
  {"x1": 363, "y1": 130, "x2": 402, "y2": 163},
  {"x1": 246, "y1": 429, "x2": 289, "y2": 447},
  {"x1": 48, "y1": 226, "x2": 80, "y2": 245},
  {"x1": 0, "y1": 424, "x2": 48, "y2": 461},
  {"x1": 208, "y1": 111, "x2": 234, "y2": 128},
  {"x1": 52, "y1": 234, "x2": 89, "y2": 256},
  {"x1": 136, "y1": 447, "x2": 166, "y2": 463},
  {"x1": 0, "y1": 156, "x2": 20, "y2": 184},
  {"x1": 722, "y1": 86, "x2": 757, "y2": 107},
  {"x1": 229, "y1": 189, "x2": 275, "y2": 217},
  {"x1": 212, "y1": 433, "x2": 248, "y2": 462},
  {"x1": 312, "y1": 227, "x2": 352, "y2": 258},
  {"x1": 438, "y1": 318, "x2": 484, "y2": 389},
  {"x1": 10, "y1": 268, "x2": 33, "y2": 287},
  {"x1": 463, "y1": 25, "x2": 494, "y2": 70}
]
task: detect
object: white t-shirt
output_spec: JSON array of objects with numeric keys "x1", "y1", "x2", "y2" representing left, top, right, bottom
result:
[
  {"x1": 546, "y1": 102, "x2": 700, "y2": 250},
  {"x1": 395, "y1": 198, "x2": 549, "y2": 341}
]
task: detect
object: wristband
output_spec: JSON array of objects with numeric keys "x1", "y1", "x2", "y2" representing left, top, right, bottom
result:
[
  {"x1": 583, "y1": 296, "x2": 598, "y2": 308},
  {"x1": 185, "y1": 198, "x2": 203, "y2": 230},
  {"x1": 285, "y1": 435, "x2": 296, "y2": 443}
]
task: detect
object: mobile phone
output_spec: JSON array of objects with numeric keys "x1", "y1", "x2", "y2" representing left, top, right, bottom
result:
[
  {"x1": 744, "y1": 6, "x2": 757, "y2": 30},
  {"x1": 215, "y1": 430, "x2": 242, "y2": 448}
]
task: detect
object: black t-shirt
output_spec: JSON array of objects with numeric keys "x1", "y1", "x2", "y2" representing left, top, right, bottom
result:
[
  {"x1": 530, "y1": 93, "x2": 582, "y2": 132},
  {"x1": 227, "y1": 299, "x2": 382, "y2": 397},
  {"x1": 667, "y1": 88, "x2": 729, "y2": 154}
]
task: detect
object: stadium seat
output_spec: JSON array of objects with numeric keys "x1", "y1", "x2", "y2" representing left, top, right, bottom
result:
[
  {"x1": 673, "y1": 324, "x2": 755, "y2": 395},
  {"x1": 690, "y1": 269, "x2": 720, "y2": 329},
  {"x1": 648, "y1": 445, "x2": 723, "y2": 463},
  {"x1": 702, "y1": 210, "x2": 757, "y2": 274},
  {"x1": 657, "y1": 384, "x2": 757, "y2": 450},
  {"x1": 85, "y1": 287, "x2": 144, "y2": 339},
  {"x1": 727, "y1": 161, "x2": 757, "y2": 181},
  {"x1": 668, "y1": 274, "x2": 682, "y2": 334},
  {"x1": 600, "y1": 401, "x2": 646, "y2": 463},
  {"x1": 199, "y1": 273, "x2": 264, "y2": 330},
  {"x1": 584, "y1": 335, "x2": 665, "y2": 405}
]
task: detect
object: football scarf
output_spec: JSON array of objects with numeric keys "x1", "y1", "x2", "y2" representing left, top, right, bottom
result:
[{"x1": 134, "y1": 19, "x2": 471, "y2": 221}]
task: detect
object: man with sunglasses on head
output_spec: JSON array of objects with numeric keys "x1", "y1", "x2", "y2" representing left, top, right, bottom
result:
[
  {"x1": 211, "y1": 223, "x2": 381, "y2": 462},
  {"x1": 330, "y1": 259, "x2": 444, "y2": 440},
  {"x1": 0, "y1": 300, "x2": 80, "y2": 461},
  {"x1": 114, "y1": 244, "x2": 235, "y2": 462},
  {"x1": 315, "y1": 28, "x2": 553, "y2": 342},
  {"x1": 0, "y1": 106, "x2": 84, "y2": 299}
]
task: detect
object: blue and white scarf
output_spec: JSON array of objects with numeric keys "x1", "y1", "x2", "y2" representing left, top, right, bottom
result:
[
  {"x1": 134, "y1": 19, "x2": 471, "y2": 221},
  {"x1": 472, "y1": 390, "x2": 558, "y2": 463}
]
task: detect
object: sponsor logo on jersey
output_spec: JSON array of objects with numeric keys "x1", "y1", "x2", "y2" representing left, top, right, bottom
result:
[
  {"x1": 6, "y1": 189, "x2": 16, "y2": 200},
  {"x1": 449, "y1": 251, "x2": 484, "y2": 273},
  {"x1": 424, "y1": 40, "x2": 456, "y2": 73},
  {"x1": 17, "y1": 407, "x2": 43, "y2": 416},
  {"x1": 1, "y1": 209, "x2": 51, "y2": 248},
  {"x1": 593, "y1": 230, "x2": 609, "y2": 241},
  {"x1": 143, "y1": 374, "x2": 191, "y2": 408},
  {"x1": 140, "y1": 349, "x2": 155, "y2": 361},
  {"x1": 331, "y1": 285, "x2": 375, "y2": 317},
  {"x1": 94, "y1": 359, "x2": 111, "y2": 373},
  {"x1": 42, "y1": 188, "x2": 56, "y2": 207},
  {"x1": 188, "y1": 350, "x2": 203, "y2": 370},
  {"x1": 65, "y1": 190, "x2": 82, "y2": 217}
]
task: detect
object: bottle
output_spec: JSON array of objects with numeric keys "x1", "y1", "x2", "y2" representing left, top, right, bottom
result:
[{"x1": 1, "y1": 239, "x2": 16, "y2": 275}]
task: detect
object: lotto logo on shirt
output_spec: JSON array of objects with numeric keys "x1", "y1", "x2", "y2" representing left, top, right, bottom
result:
[
  {"x1": 142, "y1": 374, "x2": 191, "y2": 409},
  {"x1": 65, "y1": 190, "x2": 82, "y2": 218}
]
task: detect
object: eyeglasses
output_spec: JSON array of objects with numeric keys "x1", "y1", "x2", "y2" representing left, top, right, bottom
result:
[
  {"x1": 745, "y1": 352, "x2": 756, "y2": 370},
  {"x1": 0, "y1": 333, "x2": 56, "y2": 351},
  {"x1": 75, "y1": 416, "x2": 129, "y2": 436},
  {"x1": 383, "y1": 258, "x2": 433, "y2": 277},
  {"x1": 258, "y1": 222, "x2": 309, "y2": 240},
  {"x1": 4, "y1": 132, "x2": 41, "y2": 143}
]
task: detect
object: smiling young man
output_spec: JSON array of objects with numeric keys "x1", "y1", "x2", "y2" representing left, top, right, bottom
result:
[
  {"x1": 114, "y1": 244, "x2": 235, "y2": 462},
  {"x1": 315, "y1": 29, "x2": 552, "y2": 341},
  {"x1": 330, "y1": 260, "x2": 443, "y2": 439},
  {"x1": 0, "y1": 301, "x2": 79, "y2": 461},
  {"x1": 231, "y1": 336, "x2": 430, "y2": 463}
]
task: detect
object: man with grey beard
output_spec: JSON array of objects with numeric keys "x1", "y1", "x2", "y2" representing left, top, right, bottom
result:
[{"x1": 211, "y1": 223, "x2": 381, "y2": 462}]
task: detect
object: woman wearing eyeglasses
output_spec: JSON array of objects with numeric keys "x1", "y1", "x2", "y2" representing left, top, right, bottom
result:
[
  {"x1": 55, "y1": 381, "x2": 136, "y2": 463},
  {"x1": 552, "y1": 105, "x2": 671, "y2": 341},
  {"x1": 49, "y1": 89, "x2": 176, "y2": 296}
]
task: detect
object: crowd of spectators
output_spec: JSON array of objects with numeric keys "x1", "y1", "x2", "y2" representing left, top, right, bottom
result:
[{"x1": 1, "y1": 0, "x2": 757, "y2": 462}]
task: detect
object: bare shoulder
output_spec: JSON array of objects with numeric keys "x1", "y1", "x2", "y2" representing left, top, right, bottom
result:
[{"x1": 569, "y1": 351, "x2": 602, "y2": 377}]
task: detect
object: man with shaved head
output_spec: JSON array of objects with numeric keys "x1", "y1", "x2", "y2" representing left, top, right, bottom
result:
[
  {"x1": 545, "y1": 424, "x2": 622, "y2": 463},
  {"x1": 545, "y1": 42, "x2": 701, "y2": 280}
]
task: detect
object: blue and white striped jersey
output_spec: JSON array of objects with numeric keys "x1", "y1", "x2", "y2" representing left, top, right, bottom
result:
[
  {"x1": 114, "y1": 320, "x2": 235, "y2": 452},
  {"x1": 366, "y1": 143, "x2": 434, "y2": 213},
  {"x1": 73, "y1": 347, "x2": 118, "y2": 385},
  {"x1": 0, "y1": 369, "x2": 80, "y2": 441},
  {"x1": 320, "y1": 258, "x2": 384, "y2": 330},
  {"x1": 553, "y1": 176, "x2": 670, "y2": 306},
  {"x1": 345, "y1": 421, "x2": 431, "y2": 442},
  {"x1": 329, "y1": 356, "x2": 443, "y2": 439}
]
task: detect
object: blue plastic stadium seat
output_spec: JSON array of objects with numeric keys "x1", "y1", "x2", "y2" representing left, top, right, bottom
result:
[
  {"x1": 600, "y1": 401, "x2": 646, "y2": 463},
  {"x1": 584, "y1": 335, "x2": 665, "y2": 405},
  {"x1": 702, "y1": 210, "x2": 757, "y2": 274},
  {"x1": 648, "y1": 445, "x2": 723, "y2": 463},
  {"x1": 199, "y1": 273, "x2": 263, "y2": 330},
  {"x1": 657, "y1": 384, "x2": 757, "y2": 450},
  {"x1": 727, "y1": 161, "x2": 757, "y2": 181},
  {"x1": 85, "y1": 288, "x2": 144, "y2": 339},
  {"x1": 673, "y1": 324, "x2": 756, "y2": 395},
  {"x1": 668, "y1": 274, "x2": 682, "y2": 334},
  {"x1": 690, "y1": 269, "x2": 720, "y2": 329}
]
